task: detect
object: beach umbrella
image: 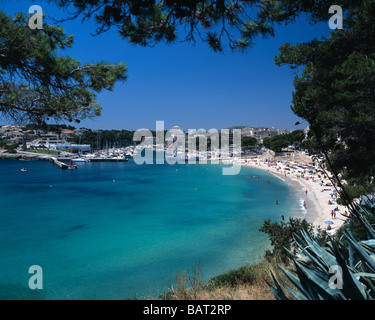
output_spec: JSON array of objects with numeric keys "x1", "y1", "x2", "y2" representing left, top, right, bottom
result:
[{"x1": 325, "y1": 220, "x2": 334, "y2": 225}]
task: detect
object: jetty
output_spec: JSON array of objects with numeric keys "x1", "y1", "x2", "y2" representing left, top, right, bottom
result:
[
  {"x1": 57, "y1": 157, "x2": 128, "y2": 162},
  {"x1": 50, "y1": 157, "x2": 77, "y2": 169},
  {"x1": 0, "y1": 152, "x2": 77, "y2": 170},
  {"x1": 86, "y1": 158, "x2": 128, "y2": 162}
]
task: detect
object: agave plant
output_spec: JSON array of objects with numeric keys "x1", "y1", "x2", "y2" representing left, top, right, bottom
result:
[{"x1": 269, "y1": 197, "x2": 375, "y2": 300}]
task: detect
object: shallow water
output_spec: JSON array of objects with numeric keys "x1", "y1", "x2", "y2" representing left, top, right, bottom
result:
[{"x1": 0, "y1": 158, "x2": 306, "y2": 299}]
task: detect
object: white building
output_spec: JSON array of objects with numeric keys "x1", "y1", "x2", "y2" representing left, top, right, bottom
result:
[{"x1": 52, "y1": 143, "x2": 91, "y2": 152}]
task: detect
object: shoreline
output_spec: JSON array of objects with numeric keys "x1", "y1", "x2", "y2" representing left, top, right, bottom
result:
[
  {"x1": 237, "y1": 158, "x2": 349, "y2": 235},
  {"x1": 0, "y1": 151, "x2": 54, "y2": 161},
  {"x1": 0, "y1": 151, "x2": 349, "y2": 234}
]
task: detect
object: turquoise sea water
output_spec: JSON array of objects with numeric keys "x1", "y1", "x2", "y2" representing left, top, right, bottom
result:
[{"x1": 0, "y1": 158, "x2": 306, "y2": 299}]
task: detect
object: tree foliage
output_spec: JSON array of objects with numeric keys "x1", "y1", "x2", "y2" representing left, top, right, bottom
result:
[
  {"x1": 275, "y1": 1, "x2": 375, "y2": 184},
  {"x1": 241, "y1": 136, "x2": 258, "y2": 150},
  {"x1": 259, "y1": 217, "x2": 326, "y2": 264},
  {"x1": 0, "y1": 11, "x2": 127, "y2": 124},
  {"x1": 51, "y1": 0, "x2": 359, "y2": 52},
  {"x1": 262, "y1": 129, "x2": 305, "y2": 151},
  {"x1": 71, "y1": 128, "x2": 136, "y2": 149}
]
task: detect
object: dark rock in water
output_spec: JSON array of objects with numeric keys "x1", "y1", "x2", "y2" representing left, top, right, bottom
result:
[{"x1": 70, "y1": 224, "x2": 86, "y2": 231}]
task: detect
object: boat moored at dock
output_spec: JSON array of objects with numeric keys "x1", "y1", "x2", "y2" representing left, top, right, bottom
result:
[{"x1": 87, "y1": 157, "x2": 128, "y2": 162}]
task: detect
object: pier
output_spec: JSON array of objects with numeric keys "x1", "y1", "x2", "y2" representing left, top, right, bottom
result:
[
  {"x1": 86, "y1": 158, "x2": 128, "y2": 162},
  {"x1": 50, "y1": 157, "x2": 71, "y2": 169},
  {"x1": 59, "y1": 158, "x2": 78, "y2": 169},
  {"x1": 57, "y1": 157, "x2": 129, "y2": 162}
]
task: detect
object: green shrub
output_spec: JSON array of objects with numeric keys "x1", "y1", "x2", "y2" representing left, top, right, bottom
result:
[
  {"x1": 337, "y1": 184, "x2": 374, "y2": 206},
  {"x1": 208, "y1": 264, "x2": 256, "y2": 288},
  {"x1": 4, "y1": 143, "x2": 19, "y2": 153},
  {"x1": 259, "y1": 217, "x2": 327, "y2": 264}
]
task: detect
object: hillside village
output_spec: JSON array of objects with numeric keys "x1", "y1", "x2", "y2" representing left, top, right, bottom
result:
[
  {"x1": 0, "y1": 124, "x2": 310, "y2": 159},
  {"x1": 0, "y1": 125, "x2": 90, "y2": 153}
]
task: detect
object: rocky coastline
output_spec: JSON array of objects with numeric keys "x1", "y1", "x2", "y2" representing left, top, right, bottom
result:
[{"x1": 0, "y1": 152, "x2": 53, "y2": 161}]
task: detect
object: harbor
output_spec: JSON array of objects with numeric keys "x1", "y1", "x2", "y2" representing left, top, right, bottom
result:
[
  {"x1": 58, "y1": 146, "x2": 134, "y2": 163},
  {"x1": 58, "y1": 157, "x2": 129, "y2": 163}
]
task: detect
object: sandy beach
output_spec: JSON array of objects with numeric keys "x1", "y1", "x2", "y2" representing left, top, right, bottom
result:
[{"x1": 236, "y1": 157, "x2": 349, "y2": 235}]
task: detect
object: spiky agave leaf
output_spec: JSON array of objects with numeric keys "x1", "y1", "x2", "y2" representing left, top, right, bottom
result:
[
  {"x1": 270, "y1": 199, "x2": 375, "y2": 300},
  {"x1": 292, "y1": 232, "x2": 332, "y2": 273},
  {"x1": 294, "y1": 259, "x2": 345, "y2": 299},
  {"x1": 360, "y1": 240, "x2": 375, "y2": 251},
  {"x1": 281, "y1": 280, "x2": 307, "y2": 300},
  {"x1": 344, "y1": 231, "x2": 375, "y2": 272},
  {"x1": 297, "y1": 230, "x2": 337, "y2": 270},
  {"x1": 349, "y1": 203, "x2": 375, "y2": 239},
  {"x1": 324, "y1": 237, "x2": 368, "y2": 300},
  {"x1": 272, "y1": 223, "x2": 371, "y2": 300},
  {"x1": 267, "y1": 272, "x2": 289, "y2": 300}
]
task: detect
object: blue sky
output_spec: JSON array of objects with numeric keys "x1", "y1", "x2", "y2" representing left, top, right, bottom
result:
[{"x1": 2, "y1": 1, "x2": 332, "y2": 131}]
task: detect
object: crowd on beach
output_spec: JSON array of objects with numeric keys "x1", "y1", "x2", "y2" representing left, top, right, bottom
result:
[{"x1": 235, "y1": 156, "x2": 349, "y2": 235}]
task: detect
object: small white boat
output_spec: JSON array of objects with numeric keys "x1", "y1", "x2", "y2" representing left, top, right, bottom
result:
[{"x1": 73, "y1": 158, "x2": 88, "y2": 162}]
